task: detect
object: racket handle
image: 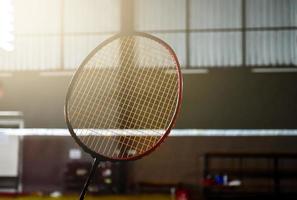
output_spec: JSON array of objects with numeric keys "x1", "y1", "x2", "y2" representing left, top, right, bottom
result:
[{"x1": 79, "y1": 157, "x2": 100, "y2": 200}]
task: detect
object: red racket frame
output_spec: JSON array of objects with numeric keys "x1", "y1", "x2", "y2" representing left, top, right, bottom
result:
[{"x1": 65, "y1": 32, "x2": 183, "y2": 161}]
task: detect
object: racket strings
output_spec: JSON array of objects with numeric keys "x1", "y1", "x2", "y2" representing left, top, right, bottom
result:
[
  {"x1": 70, "y1": 38, "x2": 151, "y2": 156},
  {"x1": 104, "y1": 39, "x2": 177, "y2": 155},
  {"x1": 88, "y1": 39, "x2": 163, "y2": 155},
  {"x1": 69, "y1": 39, "x2": 175, "y2": 130},
  {"x1": 90, "y1": 41, "x2": 171, "y2": 127},
  {"x1": 75, "y1": 41, "x2": 175, "y2": 156},
  {"x1": 86, "y1": 37, "x2": 156, "y2": 155},
  {"x1": 114, "y1": 70, "x2": 176, "y2": 152},
  {"x1": 67, "y1": 35, "x2": 179, "y2": 159},
  {"x1": 70, "y1": 61, "x2": 119, "y2": 129},
  {"x1": 116, "y1": 69, "x2": 175, "y2": 129},
  {"x1": 115, "y1": 70, "x2": 167, "y2": 155},
  {"x1": 85, "y1": 133, "x2": 151, "y2": 154},
  {"x1": 75, "y1": 57, "x2": 173, "y2": 155},
  {"x1": 72, "y1": 39, "x2": 131, "y2": 132},
  {"x1": 116, "y1": 39, "x2": 177, "y2": 126}
]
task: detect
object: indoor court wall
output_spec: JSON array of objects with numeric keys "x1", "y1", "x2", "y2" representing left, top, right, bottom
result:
[
  {"x1": 20, "y1": 135, "x2": 297, "y2": 192},
  {"x1": 0, "y1": 70, "x2": 296, "y2": 129}
]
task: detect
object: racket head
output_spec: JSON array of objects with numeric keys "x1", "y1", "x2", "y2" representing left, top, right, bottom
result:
[{"x1": 65, "y1": 32, "x2": 182, "y2": 161}]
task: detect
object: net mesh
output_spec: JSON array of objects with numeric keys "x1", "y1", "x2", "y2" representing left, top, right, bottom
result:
[{"x1": 67, "y1": 35, "x2": 180, "y2": 159}]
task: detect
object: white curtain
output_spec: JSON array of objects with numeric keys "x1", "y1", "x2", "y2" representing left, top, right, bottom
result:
[
  {"x1": 0, "y1": 0, "x2": 61, "y2": 70},
  {"x1": 134, "y1": 0, "x2": 186, "y2": 67},
  {"x1": 63, "y1": 0, "x2": 120, "y2": 69},
  {"x1": 1, "y1": 0, "x2": 296, "y2": 71},
  {"x1": 190, "y1": 0, "x2": 241, "y2": 29},
  {"x1": 189, "y1": 0, "x2": 296, "y2": 67},
  {"x1": 247, "y1": 31, "x2": 297, "y2": 66},
  {"x1": 64, "y1": 34, "x2": 112, "y2": 69},
  {"x1": 134, "y1": 0, "x2": 186, "y2": 31},
  {"x1": 190, "y1": 32, "x2": 242, "y2": 67},
  {"x1": 64, "y1": 0, "x2": 120, "y2": 33},
  {"x1": 245, "y1": 0, "x2": 297, "y2": 66},
  {"x1": 246, "y1": 0, "x2": 297, "y2": 28},
  {"x1": 153, "y1": 33, "x2": 186, "y2": 67},
  {"x1": 0, "y1": 0, "x2": 120, "y2": 71}
]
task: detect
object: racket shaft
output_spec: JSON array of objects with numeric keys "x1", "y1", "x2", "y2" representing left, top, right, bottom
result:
[{"x1": 79, "y1": 158, "x2": 100, "y2": 200}]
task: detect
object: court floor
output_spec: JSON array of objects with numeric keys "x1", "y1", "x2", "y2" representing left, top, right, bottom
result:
[{"x1": 0, "y1": 194, "x2": 171, "y2": 200}]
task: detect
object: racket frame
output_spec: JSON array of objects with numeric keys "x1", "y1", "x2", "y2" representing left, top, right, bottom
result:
[{"x1": 65, "y1": 32, "x2": 183, "y2": 161}]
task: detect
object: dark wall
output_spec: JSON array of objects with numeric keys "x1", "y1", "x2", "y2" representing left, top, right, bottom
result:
[
  {"x1": 22, "y1": 135, "x2": 297, "y2": 192},
  {"x1": 180, "y1": 69, "x2": 297, "y2": 129},
  {"x1": 0, "y1": 69, "x2": 297, "y2": 128},
  {"x1": 0, "y1": 72, "x2": 68, "y2": 128},
  {"x1": 22, "y1": 136, "x2": 80, "y2": 192}
]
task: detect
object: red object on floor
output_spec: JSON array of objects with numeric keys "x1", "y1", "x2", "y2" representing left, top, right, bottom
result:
[{"x1": 175, "y1": 188, "x2": 189, "y2": 200}]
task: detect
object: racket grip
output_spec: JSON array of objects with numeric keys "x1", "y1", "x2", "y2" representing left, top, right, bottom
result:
[{"x1": 79, "y1": 157, "x2": 100, "y2": 200}]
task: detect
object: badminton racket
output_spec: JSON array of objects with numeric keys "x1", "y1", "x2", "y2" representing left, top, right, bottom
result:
[{"x1": 65, "y1": 32, "x2": 182, "y2": 200}]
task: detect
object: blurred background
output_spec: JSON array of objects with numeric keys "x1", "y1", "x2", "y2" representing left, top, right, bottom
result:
[{"x1": 0, "y1": 0, "x2": 296, "y2": 199}]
